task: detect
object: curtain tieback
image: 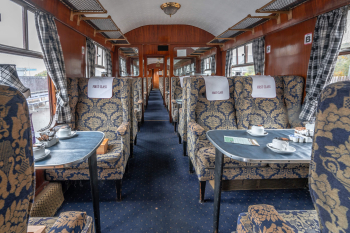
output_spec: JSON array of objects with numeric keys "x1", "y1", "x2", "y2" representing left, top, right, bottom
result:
[{"x1": 55, "y1": 90, "x2": 68, "y2": 107}]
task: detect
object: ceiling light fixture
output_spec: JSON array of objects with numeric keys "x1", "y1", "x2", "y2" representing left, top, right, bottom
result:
[{"x1": 160, "y1": 2, "x2": 181, "y2": 17}]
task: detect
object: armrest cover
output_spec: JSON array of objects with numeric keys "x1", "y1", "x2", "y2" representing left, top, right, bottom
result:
[
  {"x1": 137, "y1": 100, "x2": 143, "y2": 104},
  {"x1": 171, "y1": 99, "x2": 177, "y2": 104},
  {"x1": 188, "y1": 122, "x2": 206, "y2": 137},
  {"x1": 48, "y1": 211, "x2": 89, "y2": 233},
  {"x1": 117, "y1": 122, "x2": 130, "y2": 136},
  {"x1": 248, "y1": 205, "x2": 295, "y2": 233}
]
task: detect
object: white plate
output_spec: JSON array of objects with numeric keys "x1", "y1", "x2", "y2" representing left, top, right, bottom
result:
[
  {"x1": 57, "y1": 131, "x2": 77, "y2": 139},
  {"x1": 267, "y1": 143, "x2": 296, "y2": 154},
  {"x1": 247, "y1": 130, "x2": 268, "y2": 137},
  {"x1": 34, "y1": 149, "x2": 50, "y2": 162}
]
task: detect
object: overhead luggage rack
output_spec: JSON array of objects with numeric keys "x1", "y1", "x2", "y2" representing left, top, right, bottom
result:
[
  {"x1": 189, "y1": 47, "x2": 212, "y2": 56},
  {"x1": 80, "y1": 15, "x2": 130, "y2": 45},
  {"x1": 59, "y1": 0, "x2": 107, "y2": 21},
  {"x1": 208, "y1": 14, "x2": 275, "y2": 45},
  {"x1": 256, "y1": 0, "x2": 310, "y2": 13},
  {"x1": 119, "y1": 48, "x2": 138, "y2": 57}
]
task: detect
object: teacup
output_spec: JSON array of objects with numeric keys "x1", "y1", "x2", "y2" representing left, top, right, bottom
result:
[
  {"x1": 271, "y1": 139, "x2": 289, "y2": 151},
  {"x1": 33, "y1": 144, "x2": 45, "y2": 157},
  {"x1": 251, "y1": 125, "x2": 265, "y2": 135},
  {"x1": 57, "y1": 127, "x2": 71, "y2": 137}
]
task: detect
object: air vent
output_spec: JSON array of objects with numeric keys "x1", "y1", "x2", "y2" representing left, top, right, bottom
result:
[{"x1": 158, "y1": 45, "x2": 169, "y2": 51}]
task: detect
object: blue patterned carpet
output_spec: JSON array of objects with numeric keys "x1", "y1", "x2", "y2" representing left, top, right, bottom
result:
[{"x1": 57, "y1": 89, "x2": 314, "y2": 232}]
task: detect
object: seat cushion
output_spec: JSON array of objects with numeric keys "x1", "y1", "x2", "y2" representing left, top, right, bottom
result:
[
  {"x1": 70, "y1": 140, "x2": 123, "y2": 169},
  {"x1": 237, "y1": 210, "x2": 319, "y2": 233},
  {"x1": 269, "y1": 163, "x2": 309, "y2": 169},
  {"x1": 197, "y1": 147, "x2": 267, "y2": 169}
]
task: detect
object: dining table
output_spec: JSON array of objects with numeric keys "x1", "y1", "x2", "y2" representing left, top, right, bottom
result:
[
  {"x1": 206, "y1": 129, "x2": 313, "y2": 233},
  {"x1": 35, "y1": 131, "x2": 105, "y2": 233}
]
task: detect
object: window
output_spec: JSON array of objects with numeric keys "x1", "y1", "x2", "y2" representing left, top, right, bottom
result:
[
  {"x1": 231, "y1": 43, "x2": 255, "y2": 76},
  {"x1": 119, "y1": 57, "x2": 127, "y2": 76},
  {"x1": 0, "y1": 0, "x2": 52, "y2": 131},
  {"x1": 331, "y1": 13, "x2": 350, "y2": 84},
  {"x1": 95, "y1": 45, "x2": 106, "y2": 76}
]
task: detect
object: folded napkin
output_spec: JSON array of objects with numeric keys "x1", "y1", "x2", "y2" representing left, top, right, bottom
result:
[
  {"x1": 251, "y1": 76, "x2": 276, "y2": 98},
  {"x1": 88, "y1": 77, "x2": 114, "y2": 98},
  {"x1": 203, "y1": 76, "x2": 230, "y2": 101},
  {"x1": 179, "y1": 76, "x2": 190, "y2": 88}
]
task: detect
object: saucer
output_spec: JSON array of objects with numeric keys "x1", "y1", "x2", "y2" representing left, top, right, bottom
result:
[
  {"x1": 34, "y1": 149, "x2": 50, "y2": 162},
  {"x1": 247, "y1": 130, "x2": 268, "y2": 137},
  {"x1": 267, "y1": 143, "x2": 296, "y2": 154},
  {"x1": 57, "y1": 131, "x2": 77, "y2": 139}
]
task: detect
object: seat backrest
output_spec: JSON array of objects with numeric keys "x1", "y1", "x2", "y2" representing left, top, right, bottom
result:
[
  {"x1": 74, "y1": 77, "x2": 130, "y2": 141},
  {"x1": 171, "y1": 77, "x2": 182, "y2": 101},
  {"x1": 0, "y1": 85, "x2": 34, "y2": 232},
  {"x1": 143, "y1": 77, "x2": 147, "y2": 100},
  {"x1": 178, "y1": 76, "x2": 192, "y2": 141},
  {"x1": 147, "y1": 77, "x2": 152, "y2": 93},
  {"x1": 234, "y1": 76, "x2": 304, "y2": 129},
  {"x1": 159, "y1": 77, "x2": 164, "y2": 95},
  {"x1": 187, "y1": 76, "x2": 237, "y2": 133},
  {"x1": 310, "y1": 81, "x2": 350, "y2": 233},
  {"x1": 67, "y1": 77, "x2": 79, "y2": 129},
  {"x1": 165, "y1": 77, "x2": 169, "y2": 93}
]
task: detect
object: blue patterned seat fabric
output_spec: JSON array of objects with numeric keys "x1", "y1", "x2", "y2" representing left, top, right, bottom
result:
[
  {"x1": 165, "y1": 77, "x2": 170, "y2": 110},
  {"x1": 171, "y1": 77, "x2": 183, "y2": 122},
  {"x1": 0, "y1": 85, "x2": 93, "y2": 233},
  {"x1": 45, "y1": 77, "x2": 130, "y2": 181},
  {"x1": 237, "y1": 81, "x2": 350, "y2": 233},
  {"x1": 127, "y1": 77, "x2": 138, "y2": 143},
  {"x1": 134, "y1": 77, "x2": 143, "y2": 122},
  {"x1": 178, "y1": 76, "x2": 192, "y2": 143}
]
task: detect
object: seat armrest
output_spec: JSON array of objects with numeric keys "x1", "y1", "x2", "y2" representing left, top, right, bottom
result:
[
  {"x1": 137, "y1": 100, "x2": 143, "y2": 104},
  {"x1": 117, "y1": 122, "x2": 130, "y2": 136},
  {"x1": 171, "y1": 99, "x2": 177, "y2": 104},
  {"x1": 248, "y1": 205, "x2": 295, "y2": 233},
  {"x1": 188, "y1": 122, "x2": 206, "y2": 137},
  {"x1": 48, "y1": 211, "x2": 90, "y2": 233}
]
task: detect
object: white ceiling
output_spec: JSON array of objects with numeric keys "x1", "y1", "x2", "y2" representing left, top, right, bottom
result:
[{"x1": 97, "y1": 0, "x2": 272, "y2": 36}]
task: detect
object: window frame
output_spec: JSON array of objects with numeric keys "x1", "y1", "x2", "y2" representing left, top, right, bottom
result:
[
  {"x1": 0, "y1": 0, "x2": 53, "y2": 132},
  {"x1": 95, "y1": 45, "x2": 105, "y2": 69},
  {"x1": 231, "y1": 43, "x2": 254, "y2": 69}
]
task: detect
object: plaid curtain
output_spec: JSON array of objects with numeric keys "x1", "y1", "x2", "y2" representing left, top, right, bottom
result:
[
  {"x1": 200, "y1": 59, "x2": 205, "y2": 74},
  {"x1": 0, "y1": 64, "x2": 29, "y2": 93},
  {"x1": 35, "y1": 11, "x2": 71, "y2": 124},
  {"x1": 105, "y1": 48, "x2": 112, "y2": 77},
  {"x1": 225, "y1": 49, "x2": 232, "y2": 77},
  {"x1": 300, "y1": 6, "x2": 348, "y2": 121},
  {"x1": 252, "y1": 37, "x2": 265, "y2": 75},
  {"x1": 211, "y1": 55, "x2": 216, "y2": 74},
  {"x1": 86, "y1": 38, "x2": 96, "y2": 78}
]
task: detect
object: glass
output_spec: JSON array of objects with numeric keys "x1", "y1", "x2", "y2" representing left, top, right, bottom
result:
[
  {"x1": 238, "y1": 46, "x2": 245, "y2": 64},
  {"x1": 341, "y1": 13, "x2": 350, "y2": 49},
  {"x1": 247, "y1": 43, "x2": 253, "y2": 63},
  {"x1": 333, "y1": 54, "x2": 350, "y2": 77},
  {"x1": 97, "y1": 47, "x2": 103, "y2": 66},
  {"x1": 173, "y1": 58, "x2": 192, "y2": 76},
  {"x1": 28, "y1": 11, "x2": 42, "y2": 52},
  {"x1": 95, "y1": 67, "x2": 106, "y2": 76},
  {"x1": 232, "y1": 65, "x2": 255, "y2": 76},
  {"x1": 231, "y1": 49, "x2": 237, "y2": 66},
  {"x1": 0, "y1": 53, "x2": 50, "y2": 130},
  {"x1": 131, "y1": 58, "x2": 139, "y2": 76},
  {"x1": 0, "y1": 1, "x2": 24, "y2": 48}
]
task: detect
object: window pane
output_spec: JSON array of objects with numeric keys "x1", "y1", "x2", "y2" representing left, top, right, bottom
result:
[
  {"x1": 0, "y1": 53, "x2": 50, "y2": 131},
  {"x1": 231, "y1": 49, "x2": 237, "y2": 65},
  {"x1": 238, "y1": 46, "x2": 245, "y2": 64},
  {"x1": 0, "y1": 1, "x2": 23, "y2": 48},
  {"x1": 232, "y1": 65, "x2": 255, "y2": 76},
  {"x1": 28, "y1": 11, "x2": 42, "y2": 52},
  {"x1": 95, "y1": 67, "x2": 106, "y2": 76},
  {"x1": 247, "y1": 43, "x2": 253, "y2": 63},
  {"x1": 97, "y1": 47, "x2": 103, "y2": 66},
  {"x1": 341, "y1": 13, "x2": 350, "y2": 50}
]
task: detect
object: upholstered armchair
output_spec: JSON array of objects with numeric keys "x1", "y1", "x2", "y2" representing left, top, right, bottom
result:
[
  {"x1": 178, "y1": 76, "x2": 191, "y2": 153},
  {"x1": 171, "y1": 77, "x2": 183, "y2": 131},
  {"x1": 237, "y1": 81, "x2": 350, "y2": 233},
  {"x1": 143, "y1": 78, "x2": 147, "y2": 107},
  {"x1": 134, "y1": 77, "x2": 143, "y2": 129},
  {"x1": 159, "y1": 76, "x2": 164, "y2": 97},
  {"x1": 0, "y1": 85, "x2": 93, "y2": 232},
  {"x1": 45, "y1": 78, "x2": 131, "y2": 201},
  {"x1": 127, "y1": 77, "x2": 139, "y2": 150}
]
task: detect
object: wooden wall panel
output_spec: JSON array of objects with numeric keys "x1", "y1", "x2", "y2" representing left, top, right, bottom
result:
[
  {"x1": 56, "y1": 21, "x2": 86, "y2": 78},
  {"x1": 265, "y1": 18, "x2": 316, "y2": 77}
]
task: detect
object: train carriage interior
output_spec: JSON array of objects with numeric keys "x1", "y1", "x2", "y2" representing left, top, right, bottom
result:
[{"x1": 1, "y1": 0, "x2": 350, "y2": 232}]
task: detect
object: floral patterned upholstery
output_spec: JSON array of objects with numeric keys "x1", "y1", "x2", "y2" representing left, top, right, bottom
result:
[
  {"x1": 28, "y1": 212, "x2": 93, "y2": 233},
  {"x1": 127, "y1": 77, "x2": 138, "y2": 143},
  {"x1": 165, "y1": 77, "x2": 170, "y2": 110},
  {"x1": 233, "y1": 76, "x2": 304, "y2": 129},
  {"x1": 147, "y1": 77, "x2": 152, "y2": 95},
  {"x1": 143, "y1": 78, "x2": 147, "y2": 104},
  {"x1": 178, "y1": 76, "x2": 193, "y2": 143},
  {"x1": 237, "y1": 81, "x2": 350, "y2": 233},
  {"x1": 134, "y1": 77, "x2": 143, "y2": 122},
  {"x1": 159, "y1": 77, "x2": 164, "y2": 97},
  {"x1": 171, "y1": 77, "x2": 183, "y2": 122},
  {"x1": 45, "y1": 78, "x2": 130, "y2": 181},
  {"x1": 0, "y1": 85, "x2": 93, "y2": 233}
]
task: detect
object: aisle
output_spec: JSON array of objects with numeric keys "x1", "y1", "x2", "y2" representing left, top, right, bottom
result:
[{"x1": 56, "y1": 89, "x2": 314, "y2": 232}]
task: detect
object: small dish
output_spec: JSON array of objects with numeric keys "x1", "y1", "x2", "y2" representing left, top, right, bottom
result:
[
  {"x1": 267, "y1": 143, "x2": 296, "y2": 154},
  {"x1": 57, "y1": 131, "x2": 77, "y2": 140},
  {"x1": 247, "y1": 130, "x2": 268, "y2": 137},
  {"x1": 34, "y1": 149, "x2": 50, "y2": 162}
]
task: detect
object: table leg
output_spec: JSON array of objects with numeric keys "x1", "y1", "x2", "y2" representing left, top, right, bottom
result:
[
  {"x1": 89, "y1": 152, "x2": 101, "y2": 233},
  {"x1": 213, "y1": 148, "x2": 224, "y2": 233}
]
